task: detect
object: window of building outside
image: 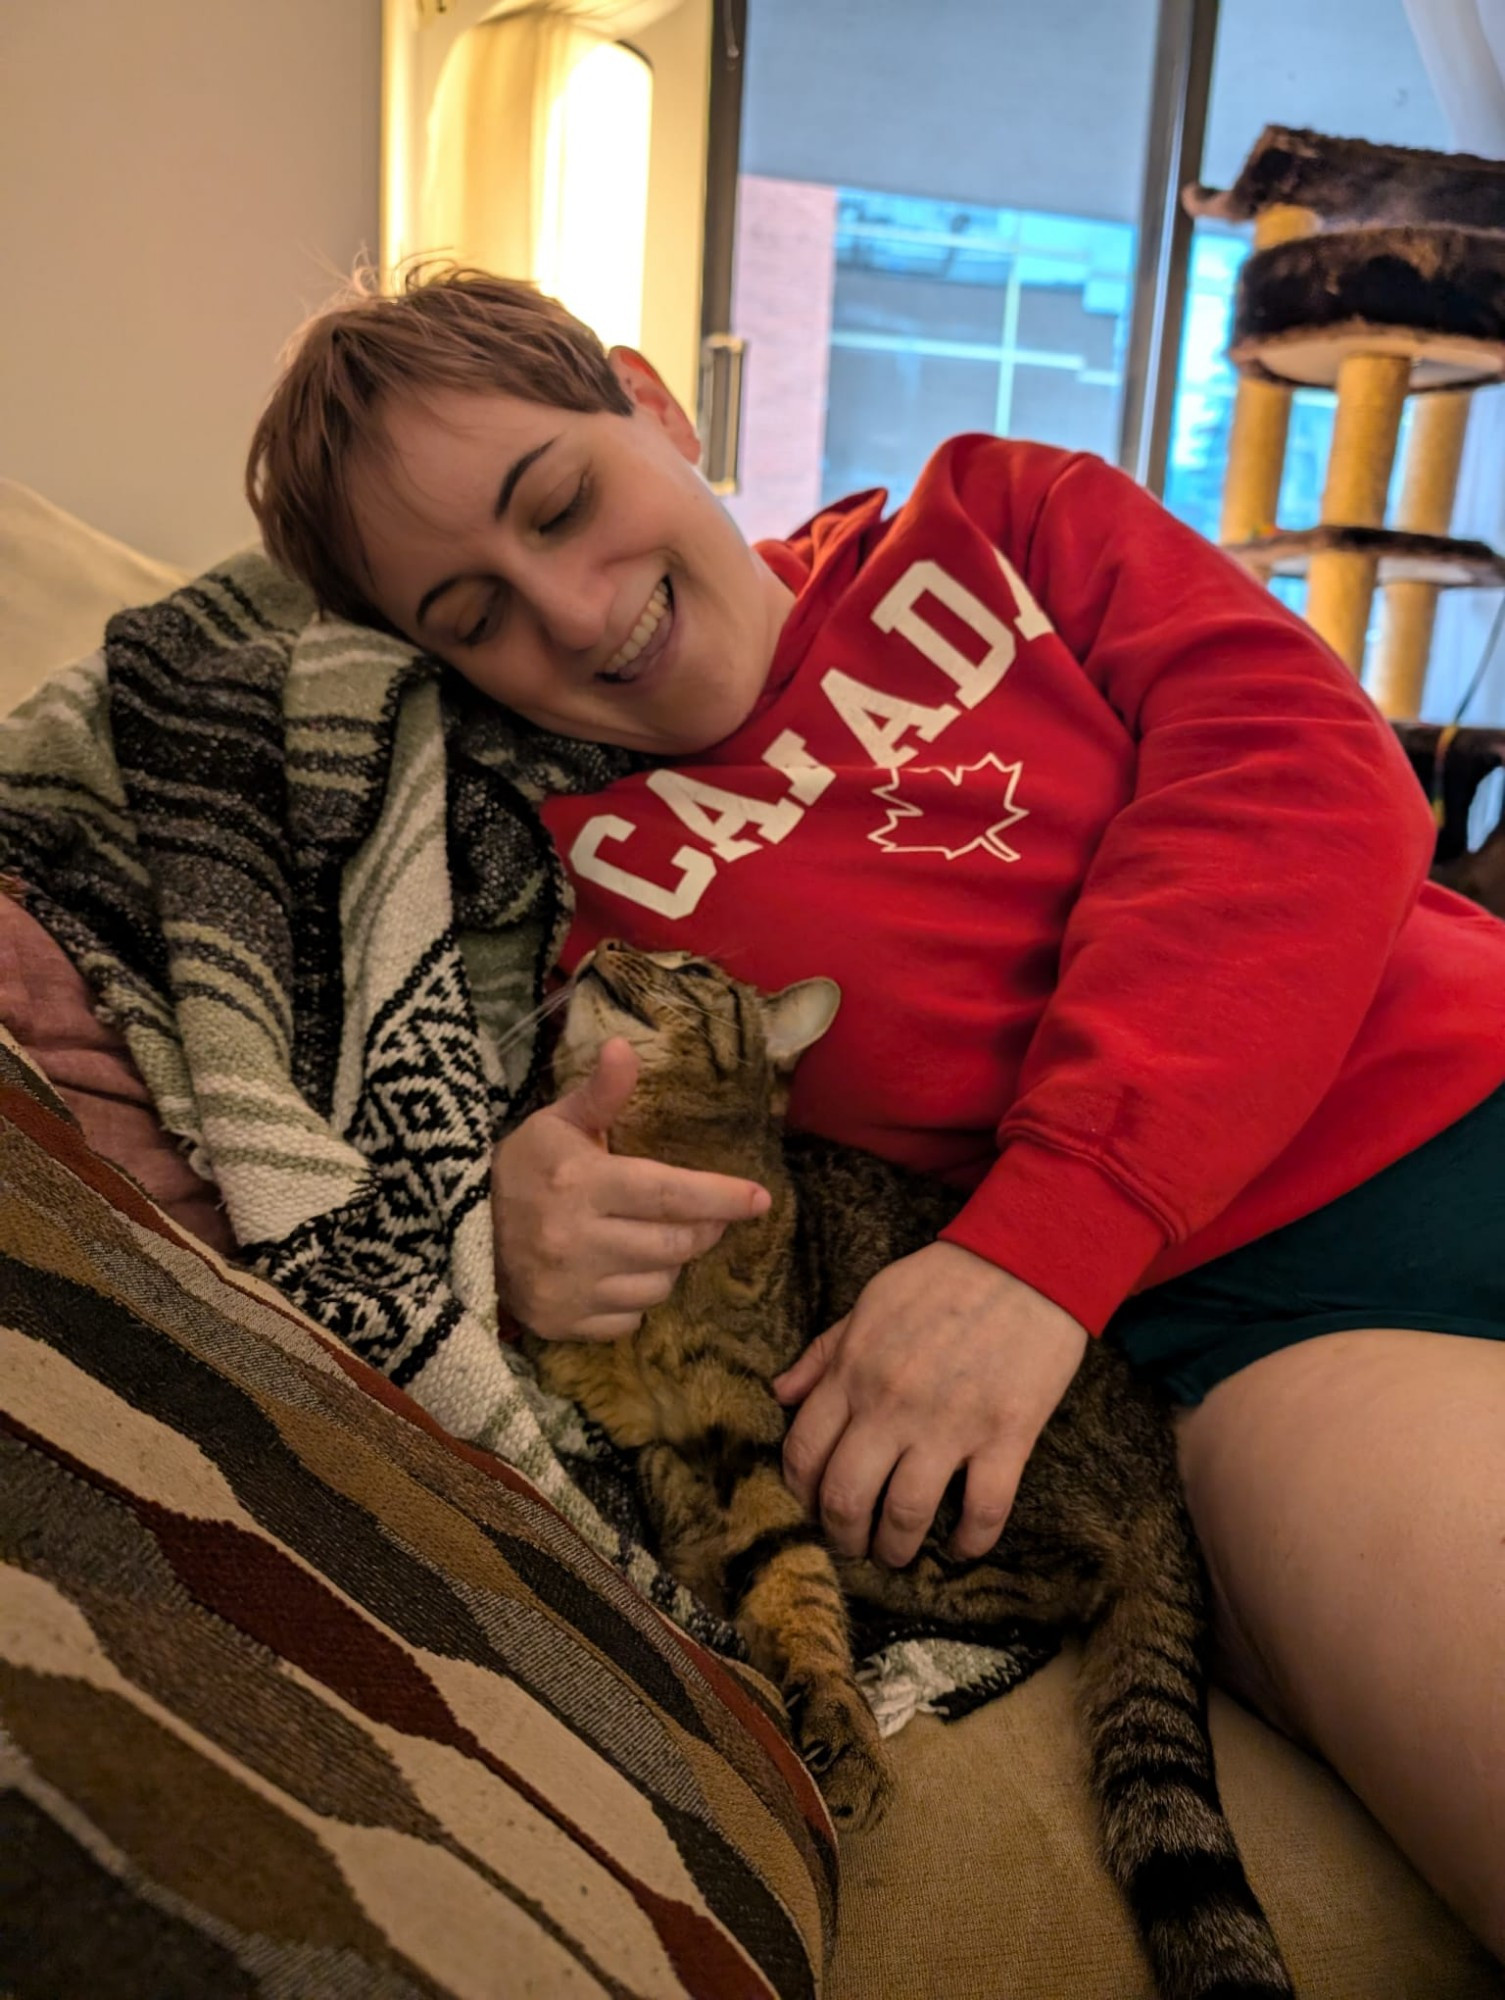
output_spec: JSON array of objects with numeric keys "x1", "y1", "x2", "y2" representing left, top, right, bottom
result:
[
  {"x1": 728, "y1": 0, "x2": 1479, "y2": 704},
  {"x1": 726, "y1": 0, "x2": 1161, "y2": 545},
  {"x1": 821, "y1": 194, "x2": 1132, "y2": 505}
]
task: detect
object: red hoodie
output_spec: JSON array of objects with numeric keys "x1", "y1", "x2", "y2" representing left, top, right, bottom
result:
[{"x1": 539, "y1": 438, "x2": 1505, "y2": 1334}]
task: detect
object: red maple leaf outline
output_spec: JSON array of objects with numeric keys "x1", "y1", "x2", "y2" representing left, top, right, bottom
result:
[{"x1": 869, "y1": 752, "x2": 1028, "y2": 861}]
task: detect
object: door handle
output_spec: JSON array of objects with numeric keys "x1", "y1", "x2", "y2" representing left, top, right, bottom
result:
[{"x1": 698, "y1": 333, "x2": 746, "y2": 495}]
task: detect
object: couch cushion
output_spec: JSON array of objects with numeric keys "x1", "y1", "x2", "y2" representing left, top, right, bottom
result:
[
  {"x1": 0, "y1": 479, "x2": 185, "y2": 714},
  {"x1": 832, "y1": 1653, "x2": 1505, "y2": 1999},
  {"x1": 0, "y1": 1031, "x2": 834, "y2": 1999}
]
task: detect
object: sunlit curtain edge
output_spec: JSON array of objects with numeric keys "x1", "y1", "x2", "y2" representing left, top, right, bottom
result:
[{"x1": 419, "y1": 6, "x2": 654, "y2": 349}]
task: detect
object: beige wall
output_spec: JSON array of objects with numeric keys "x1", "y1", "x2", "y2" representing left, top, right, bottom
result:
[{"x1": 1, "y1": 0, "x2": 382, "y2": 571}]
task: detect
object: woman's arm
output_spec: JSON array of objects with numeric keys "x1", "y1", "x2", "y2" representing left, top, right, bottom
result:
[
  {"x1": 938, "y1": 446, "x2": 1438, "y2": 1333},
  {"x1": 782, "y1": 446, "x2": 1436, "y2": 1560}
]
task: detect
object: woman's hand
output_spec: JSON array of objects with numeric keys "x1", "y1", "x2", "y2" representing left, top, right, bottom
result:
[
  {"x1": 491, "y1": 1036, "x2": 771, "y2": 1342},
  {"x1": 773, "y1": 1242, "x2": 1088, "y2": 1568}
]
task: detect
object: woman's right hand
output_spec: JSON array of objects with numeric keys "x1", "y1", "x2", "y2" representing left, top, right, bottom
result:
[{"x1": 491, "y1": 1036, "x2": 771, "y2": 1342}]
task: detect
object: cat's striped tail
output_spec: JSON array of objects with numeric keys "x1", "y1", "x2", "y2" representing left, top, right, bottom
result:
[{"x1": 1079, "y1": 1544, "x2": 1295, "y2": 2000}]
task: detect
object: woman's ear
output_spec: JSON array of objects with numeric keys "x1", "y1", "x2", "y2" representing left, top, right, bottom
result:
[{"x1": 608, "y1": 347, "x2": 702, "y2": 466}]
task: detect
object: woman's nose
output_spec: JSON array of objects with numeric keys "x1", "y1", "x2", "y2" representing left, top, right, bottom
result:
[{"x1": 522, "y1": 554, "x2": 614, "y2": 653}]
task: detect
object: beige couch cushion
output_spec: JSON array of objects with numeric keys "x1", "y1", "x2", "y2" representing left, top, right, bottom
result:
[
  {"x1": 0, "y1": 478, "x2": 183, "y2": 711},
  {"x1": 833, "y1": 1650, "x2": 1504, "y2": 1998}
]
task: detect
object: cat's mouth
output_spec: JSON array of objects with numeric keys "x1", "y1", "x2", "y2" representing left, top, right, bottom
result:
[{"x1": 574, "y1": 948, "x2": 659, "y2": 1033}]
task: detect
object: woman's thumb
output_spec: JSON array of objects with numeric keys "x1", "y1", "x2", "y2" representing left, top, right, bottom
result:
[{"x1": 556, "y1": 1037, "x2": 639, "y2": 1142}]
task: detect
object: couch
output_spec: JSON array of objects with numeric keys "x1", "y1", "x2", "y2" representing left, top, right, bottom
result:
[{"x1": 3, "y1": 483, "x2": 1502, "y2": 1998}]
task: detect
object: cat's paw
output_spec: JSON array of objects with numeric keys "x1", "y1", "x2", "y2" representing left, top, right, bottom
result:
[{"x1": 787, "y1": 1674, "x2": 895, "y2": 1832}]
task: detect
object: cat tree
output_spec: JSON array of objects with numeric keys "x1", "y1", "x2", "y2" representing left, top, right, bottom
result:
[{"x1": 1184, "y1": 127, "x2": 1505, "y2": 718}]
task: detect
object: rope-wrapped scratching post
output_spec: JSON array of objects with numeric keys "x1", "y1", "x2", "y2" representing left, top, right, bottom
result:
[
  {"x1": 1218, "y1": 205, "x2": 1317, "y2": 548},
  {"x1": 1304, "y1": 350, "x2": 1412, "y2": 670},
  {"x1": 1370, "y1": 390, "x2": 1473, "y2": 716}
]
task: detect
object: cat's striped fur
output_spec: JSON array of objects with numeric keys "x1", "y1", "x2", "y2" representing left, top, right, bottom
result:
[{"x1": 529, "y1": 941, "x2": 1294, "y2": 2000}]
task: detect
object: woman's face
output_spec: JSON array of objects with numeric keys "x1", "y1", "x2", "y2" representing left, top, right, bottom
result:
[{"x1": 347, "y1": 352, "x2": 793, "y2": 756}]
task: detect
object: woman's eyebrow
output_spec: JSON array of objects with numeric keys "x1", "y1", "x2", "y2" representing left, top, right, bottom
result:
[
  {"x1": 412, "y1": 437, "x2": 560, "y2": 628},
  {"x1": 494, "y1": 438, "x2": 558, "y2": 520}
]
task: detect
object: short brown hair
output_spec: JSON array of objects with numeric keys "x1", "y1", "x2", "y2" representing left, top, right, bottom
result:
[{"x1": 245, "y1": 264, "x2": 632, "y2": 624}]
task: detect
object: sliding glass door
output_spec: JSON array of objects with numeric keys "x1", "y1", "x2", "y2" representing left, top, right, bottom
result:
[{"x1": 714, "y1": 0, "x2": 1162, "y2": 543}]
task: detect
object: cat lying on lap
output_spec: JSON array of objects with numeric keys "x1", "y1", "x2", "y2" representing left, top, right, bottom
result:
[{"x1": 527, "y1": 940, "x2": 1292, "y2": 2000}]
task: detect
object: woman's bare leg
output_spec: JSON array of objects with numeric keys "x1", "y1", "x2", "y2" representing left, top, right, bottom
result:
[{"x1": 1175, "y1": 1328, "x2": 1505, "y2": 1957}]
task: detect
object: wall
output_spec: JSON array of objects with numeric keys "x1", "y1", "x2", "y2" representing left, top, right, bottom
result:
[{"x1": 0, "y1": 0, "x2": 382, "y2": 570}]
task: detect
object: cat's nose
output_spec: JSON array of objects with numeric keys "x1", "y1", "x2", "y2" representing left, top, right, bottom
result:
[{"x1": 595, "y1": 938, "x2": 628, "y2": 963}]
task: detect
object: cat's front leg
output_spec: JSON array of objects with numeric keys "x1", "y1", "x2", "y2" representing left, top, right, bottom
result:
[{"x1": 639, "y1": 1441, "x2": 895, "y2": 1831}]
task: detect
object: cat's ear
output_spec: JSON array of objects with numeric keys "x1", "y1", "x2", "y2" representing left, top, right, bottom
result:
[{"x1": 762, "y1": 978, "x2": 841, "y2": 1071}]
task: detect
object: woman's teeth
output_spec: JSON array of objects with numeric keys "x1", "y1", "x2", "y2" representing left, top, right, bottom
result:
[{"x1": 599, "y1": 579, "x2": 670, "y2": 683}]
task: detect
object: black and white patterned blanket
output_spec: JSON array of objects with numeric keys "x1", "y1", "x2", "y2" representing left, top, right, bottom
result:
[{"x1": 0, "y1": 549, "x2": 1053, "y2": 1723}]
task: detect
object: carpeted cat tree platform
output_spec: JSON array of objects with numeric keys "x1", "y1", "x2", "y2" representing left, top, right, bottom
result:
[{"x1": 1184, "y1": 126, "x2": 1505, "y2": 718}]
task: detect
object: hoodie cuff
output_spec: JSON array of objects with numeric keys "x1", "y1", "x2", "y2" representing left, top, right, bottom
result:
[{"x1": 938, "y1": 1139, "x2": 1169, "y2": 1335}]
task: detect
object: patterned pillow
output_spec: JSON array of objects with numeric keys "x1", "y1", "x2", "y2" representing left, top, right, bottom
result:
[{"x1": 0, "y1": 1030, "x2": 835, "y2": 1998}]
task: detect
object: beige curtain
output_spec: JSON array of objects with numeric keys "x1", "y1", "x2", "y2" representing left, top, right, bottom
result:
[
  {"x1": 419, "y1": 0, "x2": 675, "y2": 286},
  {"x1": 422, "y1": 13, "x2": 583, "y2": 283}
]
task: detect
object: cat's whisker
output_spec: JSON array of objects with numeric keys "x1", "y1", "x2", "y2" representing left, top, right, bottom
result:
[{"x1": 495, "y1": 980, "x2": 577, "y2": 1057}]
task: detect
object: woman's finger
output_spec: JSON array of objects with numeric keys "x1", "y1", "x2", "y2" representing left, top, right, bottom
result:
[
  {"x1": 592, "y1": 1268, "x2": 680, "y2": 1313},
  {"x1": 568, "y1": 1310, "x2": 646, "y2": 1343},
  {"x1": 601, "y1": 1152, "x2": 770, "y2": 1227},
  {"x1": 816, "y1": 1422, "x2": 905, "y2": 1561},
  {"x1": 871, "y1": 1449, "x2": 956, "y2": 1570},
  {"x1": 950, "y1": 1452, "x2": 1022, "y2": 1562},
  {"x1": 551, "y1": 1035, "x2": 640, "y2": 1143},
  {"x1": 773, "y1": 1319, "x2": 844, "y2": 1405},
  {"x1": 780, "y1": 1369, "x2": 852, "y2": 1514},
  {"x1": 589, "y1": 1216, "x2": 728, "y2": 1274}
]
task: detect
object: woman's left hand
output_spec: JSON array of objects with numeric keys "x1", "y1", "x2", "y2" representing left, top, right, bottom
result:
[{"x1": 773, "y1": 1241, "x2": 1088, "y2": 1568}]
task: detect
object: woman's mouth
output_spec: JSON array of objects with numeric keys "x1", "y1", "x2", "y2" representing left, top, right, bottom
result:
[{"x1": 597, "y1": 578, "x2": 673, "y2": 685}]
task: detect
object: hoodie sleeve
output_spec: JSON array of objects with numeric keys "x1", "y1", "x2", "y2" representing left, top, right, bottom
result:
[{"x1": 938, "y1": 449, "x2": 1437, "y2": 1332}]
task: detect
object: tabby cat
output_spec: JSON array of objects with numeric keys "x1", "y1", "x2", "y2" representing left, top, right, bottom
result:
[{"x1": 528, "y1": 940, "x2": 1294, "y2": 2000}]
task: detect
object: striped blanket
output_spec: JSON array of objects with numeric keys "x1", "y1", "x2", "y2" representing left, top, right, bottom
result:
[{"x1": 0, "y1": 550, "x2": 1051, "y2": 1722}]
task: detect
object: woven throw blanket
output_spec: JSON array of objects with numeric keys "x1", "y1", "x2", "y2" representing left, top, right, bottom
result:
[{"x1": 0, "y1": 549, "x2": 1053, "y2": 1723}]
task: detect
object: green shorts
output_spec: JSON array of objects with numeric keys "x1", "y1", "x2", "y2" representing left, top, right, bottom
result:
[{"x1": 1106, "y1": 1083, "x2": 1505, "y2": 1405}]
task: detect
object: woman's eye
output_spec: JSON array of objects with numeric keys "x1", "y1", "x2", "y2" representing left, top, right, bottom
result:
[
  {"x1": 457, "y1": 606, "x2": 495, "y2": 648},
  {"x1": 539, "y1": 477, "x2": 588, "y2": 534}
]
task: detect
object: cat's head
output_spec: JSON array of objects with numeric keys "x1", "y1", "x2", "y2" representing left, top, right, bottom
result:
[{"x1": 554, "y1": 940, "x2": 839, "y2": 1136}]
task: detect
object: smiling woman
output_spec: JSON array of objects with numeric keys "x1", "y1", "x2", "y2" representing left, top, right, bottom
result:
[
  {"x1": 349, "y1": 362, "x2": 791, "y2": 753},
  {"x1": 248, "y1": 270, "x2": 791, "y2": 756}
]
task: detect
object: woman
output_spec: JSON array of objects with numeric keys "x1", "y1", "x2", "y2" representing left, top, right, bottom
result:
[{"x1": 248, "y1": 269, "x2": 1505, "y2": 1951}]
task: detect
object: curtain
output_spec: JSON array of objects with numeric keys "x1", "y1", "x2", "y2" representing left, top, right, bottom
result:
[
  {"x1": 422, "y1": 13, "x2": 599, "y2": 287},
  {"x1": 418, "y1": 0, "x2": 673, "y2": 343},
  {"x1": 1402, "y1": 0, "x2": 1505, "y2": 722}
]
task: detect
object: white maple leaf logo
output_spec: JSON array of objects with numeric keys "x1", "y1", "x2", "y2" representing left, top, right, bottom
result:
[{"x1": 870, "y1": 753, "x2": 1028, "y2": 861}]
